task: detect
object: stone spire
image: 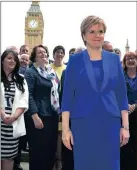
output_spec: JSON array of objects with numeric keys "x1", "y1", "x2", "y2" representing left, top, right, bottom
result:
[
  {"x1": 28, "y1": 1, "x2": 41, "y2": 13},
  {"x1": 125, "y1": 39, "x2": 130, "y2": 53},
  {"x1": 32, "y1": 1, "x2": 39, "y2": 5}
]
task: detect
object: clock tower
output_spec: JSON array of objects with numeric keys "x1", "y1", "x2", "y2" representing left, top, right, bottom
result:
[{"x1": 25, "y1": 1, "x2": 44, "y2": 52}]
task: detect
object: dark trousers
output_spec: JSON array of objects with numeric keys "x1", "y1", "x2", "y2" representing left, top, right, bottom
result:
[
  {"x1": 14, "y1": 136, "x2": 27, "y2": 165},
  {"x1": 61, "y1": 142, "x2": 74, "y2": 170},
  {"x1": 61, "y1": 120, "x2": 74, "y2": 170},
  {"x1": 120, "y1": 110, "x2": 137, "y2": 170},
  {"x1": 120, "y1": 144, "x2": 136, "y2": 170},
  {"x1": 14, "y1": 114, "x2": 28, "y2": 166},
  {"x1": 27, "y1": 115, "x2": 58, "y2": 170}
]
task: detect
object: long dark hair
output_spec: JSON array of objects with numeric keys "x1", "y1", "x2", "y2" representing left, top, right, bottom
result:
[{"x1": 1, "y1": 50, "x2": 25, "y2": 93}]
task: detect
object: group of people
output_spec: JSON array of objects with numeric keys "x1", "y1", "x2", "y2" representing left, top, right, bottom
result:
[{"x1": 1, "y1": 15, "x2": 137, "y2": 170}]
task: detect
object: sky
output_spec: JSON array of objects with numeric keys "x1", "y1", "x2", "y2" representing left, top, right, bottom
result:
[{"x1": 1, "y1": 1, "x2": 136, "y2": 61}]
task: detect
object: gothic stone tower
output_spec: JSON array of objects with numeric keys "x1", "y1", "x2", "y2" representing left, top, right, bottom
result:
[{"x1": 125, "y1": 39, "x2": 130, "y2": 53}]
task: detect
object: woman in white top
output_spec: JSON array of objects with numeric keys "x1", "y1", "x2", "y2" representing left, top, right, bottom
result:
[{"x1": 0, "y1": 49, "x2": 28, "y2": 170}]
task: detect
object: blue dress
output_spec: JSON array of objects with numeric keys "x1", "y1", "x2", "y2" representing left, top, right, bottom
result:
[
  {"x1": 124, "y1": 73, "x2": 137, "y2": 104},
  {"x1": 120, "y1": 73, "x2": 137, "y2": 170},
  {"x1": 71, "y1": 60, "x2": 121, "y2": 170}
]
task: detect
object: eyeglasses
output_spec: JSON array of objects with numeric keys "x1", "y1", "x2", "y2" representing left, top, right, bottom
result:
[
  {"x1": 126, "y1": 57, "x2": 136, "y2": 61},
  {"x1": 87, "y1": 30, "x2": 104, "y2": 36},
  {"x1": 106, "y1": 49, "x2": 114, "y2": 53},
  {"x1": 115, "y1": 52, "x2": 121, "y2": 55}
]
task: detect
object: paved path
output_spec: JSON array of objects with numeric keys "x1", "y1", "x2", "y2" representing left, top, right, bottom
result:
[
  {"x1": 21, "y1": 162, "x2": 60, "y2": 170},
  {"x1": 21, "y1": 162, "x2": 29, "y2": 170}
]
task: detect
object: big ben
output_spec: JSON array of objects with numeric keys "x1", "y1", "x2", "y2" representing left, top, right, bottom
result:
[{"x1": 25, "y1": 1, "x2": 44, "y2": 52}]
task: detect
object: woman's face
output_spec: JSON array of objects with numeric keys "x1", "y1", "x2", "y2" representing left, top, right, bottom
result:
[
  {"x1": 35, "y1": 47, "x2": 48, "y2": 66},
  {"x1": 2, "y1": 52, "x2": 17, "y2": 72},
  {"x1": 83, "y1": 24, "x2": 105, "y2": 49},
  {"x1": 54, "y1": 49, "x2": 65, "y2": 63},
  {"x1": 125, "y1": 55, "x2": 137, "y2": 69}
]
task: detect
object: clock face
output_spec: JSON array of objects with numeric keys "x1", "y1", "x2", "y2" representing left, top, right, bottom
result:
[{"x1": 28, "y1": 20, "x2": 38, "y2": 28}]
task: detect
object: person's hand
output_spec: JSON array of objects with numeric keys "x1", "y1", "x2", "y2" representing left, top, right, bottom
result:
[
  {"x1": 128, "y1": 104, "x2": 135, "y2": 113},
  {"x1": 120, "y1": 128, "x2": 130, "y2": 147},
  {"x1": 62, "y1": 129, "x2": 73, "y2": 150},
  {"x1": 32, "y1": 115, "x2": 44, "y2": 129},
  {"x1": 3, "y1": 114, "x2": 15, "y2": 125}
]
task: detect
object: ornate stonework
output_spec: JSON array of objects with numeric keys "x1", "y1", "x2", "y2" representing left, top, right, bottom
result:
[{"x1": 25, "y1": 1, "x2": 44, "y2": 52}]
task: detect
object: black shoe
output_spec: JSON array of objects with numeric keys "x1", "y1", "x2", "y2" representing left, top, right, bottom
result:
[
  {"x1": 22, "y1": 145, "x2": 29, "y2": 152},
  {"x1": 22, "y1": 148, "x2": 29, "y2": 152},
  {"x1": 14, "y1": 164, "x2": 23, "y2": 170}
]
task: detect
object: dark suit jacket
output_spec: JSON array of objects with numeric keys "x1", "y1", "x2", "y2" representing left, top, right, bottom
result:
[
  {"x1": 25, "y1": 65, "x2": 57, "y2": 116},
  {"x1": 60, "y1": 70, "x2": 65, "y2": 106},
  {"x1": 61, "y1": 49, "x2": 129, "y2": 118}
]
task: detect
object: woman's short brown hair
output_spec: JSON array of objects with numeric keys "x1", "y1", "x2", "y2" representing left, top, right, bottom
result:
[
  {"x1": 122, "y1": 52, "x2": 137, "y2": 72},
  {"x1": 80, "y1": 15, "x2": 107, "y2": 45},
  {"x1": 30, "y1": 45, "x2": 49, "y2": 63}
]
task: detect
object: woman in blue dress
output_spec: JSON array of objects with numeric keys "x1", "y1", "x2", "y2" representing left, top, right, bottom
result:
[
  {"x1": 120, "y1": 52, "x2": 137, "y2": 170},
  {"x1": 61, "y1": 15, "x2": 130, "y2": 170}
]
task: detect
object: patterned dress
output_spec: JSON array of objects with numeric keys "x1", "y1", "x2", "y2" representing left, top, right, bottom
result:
[{"x1": 1, "y1": 81, "x2": 19, "y2": 159}]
